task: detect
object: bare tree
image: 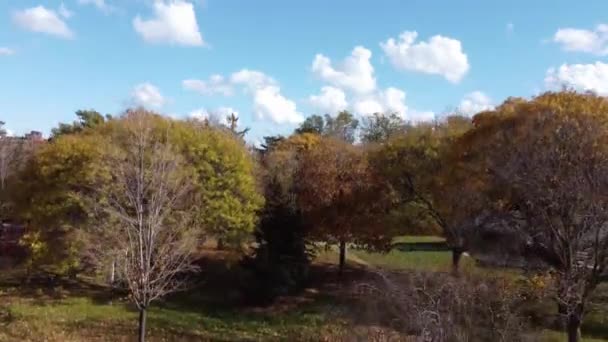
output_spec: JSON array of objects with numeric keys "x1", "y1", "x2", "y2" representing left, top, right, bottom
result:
[{"x1": 87, "y1": 111, "x2": 199, "y2": 342}]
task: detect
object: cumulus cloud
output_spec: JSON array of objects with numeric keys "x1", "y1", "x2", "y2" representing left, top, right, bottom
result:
[
  {"x1": 308, "y1": 45, "x2": 434, "y2": 122},
  {"x1": 353, "y1": 87, "x2": 408, "y2": 118},
  {"x1": 0, "y1": 48, "x2": 15, "y2": 56},
  {"x1": 230, "y1": 69, "x2": 277, "y2": 90},
  {"x1": 309, "y1": 86, "x2": 348, "y2": 114},
  {"x1": 311, "y1": 46, "x2": 376, "y2": 94},
  {"x1": 189, "y1": 107, "x2": 239, "y2": 125},
  {"x1": 380, "y1": 31, "x2": 469, "y2": 83},
  {"x1": 182, "y1": 75, "x2": 234, "y2": 96},
  {"x1": 133, "y1": 0, "x2": 204, "y2": 46},
  {"x1": 253, "y1": 86, "x2": 303, "y2": 124},
  {"x1": 131, "y1": 83, "x2": 166, "y2": 108},
  {"x1": 553, "y1": 24, "x2": 608, "y2": 55},
  {"x1": 184, "y1": 69, "x2": 301, "y2": 124},
  {"x1": 545, "y1": 62, "x2": 608, "y2": 95},
  {"x1": 458, "y1": 91, "x2": 494, "y2": 116},
  {"x1": 13, "y1": 6, "x2": 74, "y2": 39}
]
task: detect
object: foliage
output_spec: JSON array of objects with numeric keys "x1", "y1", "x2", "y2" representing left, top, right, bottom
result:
[
  {"x1": 296, "y1": 111, "x2": 359, "y2": 143},
  {"x1": 368, "y1": 116, "x2": 476, "y2": 245},
  {"x1": 360, "y1": 112, "x2": 405, "y2": 143},
  {"x1": 12, "y1": 133, "x2": 104, "y2": 275},
  {"x1": 295, "y1": 137, "x2": 394, "y2": 269},
  {"x1": 13, "y1": 110, "x2": 262, "y2": 276},
  {"x1": 241, "y1": 133, "x2": 320, "y2": 303},
  {"x1": 464, "y1": 91, "x2": 608, "y2": 341},
  {"x1": 51, "y1": 110, "x2": 111, "y2": 138}
]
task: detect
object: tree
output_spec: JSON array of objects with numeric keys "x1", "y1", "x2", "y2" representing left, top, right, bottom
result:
[
  {"x1": 296, "y1": 111, "x2": 359, "y2": 143},
  {"x1": 368, "y1": 116, "x2": 477, "y2": 274},
  {"x1": 86, "y1": 111, "x2": 199, "y2": 342},
  {"x1": 256, "y1": 135, "x2": 285, "y2": 155},
  {"x1": 12, "y1": 133, "x2": 104, "y2": 276},
  {"x1": 295, "y1": 115, "x2": 325, "y2": 135},
  {"x1": 242, "y1": 133, "x2": 320, "y2": 302},
  {"x1": 360, "y1": 112, "x2": 405, "y2": 143},
  {"x1": 51, "y1": 109, "x2": 111, "y2": 138},
  {"x1": 0, "y1": 122, "x2": 39, "y2": 224},
  {"x1": 471, "y1": 91, "x2": 608, "y2": 342},
  {"x1": 169, "y1": 120, "x2": 263, "y2": 248},
  {"x1": 296, "y1": 137, "x2": 392, "y2": 274},
  {"x1": 226, "y1": 112, "x2": 250, "y2": 139},
  {"x1": 13, "y1": 110, "x2": 263, "y2": 279}
]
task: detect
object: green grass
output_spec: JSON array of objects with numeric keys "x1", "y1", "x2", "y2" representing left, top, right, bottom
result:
[
  {"x1": 0, "y1": 294, "x2": 339, "y2": 341},
  {"x1": 350, "y1": 249, "x2": 474, "y2": 271},
  {"x1": 392, "y1": 235, "x2": 445, "y2": 243},
  {"x1": 0, "y1": 237, "x2": 606, "y2": 341}
]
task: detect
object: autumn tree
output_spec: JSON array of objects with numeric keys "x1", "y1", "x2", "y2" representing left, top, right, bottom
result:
[
  {"x1": 469, "y1": 91, "x2": 608, "y2": 342},
  {"x1": 369, "y1": 116, "x2": 477, "y2": 273},
  {"x1": 13, "y1": 110, "x2": 262, "y2": 279},
  {"x1": 296, "y1": 137, "x2": 392, "y2": 274},
  {"x1": 242, "y1": 133, "x2": 320, "y2": 302},
  {"x1": 0, "y1": 122, "x2": 27, "y2": 221}
]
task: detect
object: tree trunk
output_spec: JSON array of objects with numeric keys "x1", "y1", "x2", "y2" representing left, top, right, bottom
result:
[
  {"x1": 555, "y1": 302, "x2": 567, "y2": 329},
  {"x1": 138, "y1": 307, "x2": 147, "y2": 342},
  {"x1": 110, "y1": 259, "x2": 116, "y2": 286},
  {"x1": 338, "y1": 240, "x2": 346, "y2": 276},
  {"x1": 451, "y1": 248, "x2": 463, "y2": 275},
  {"x1": 567, "y1": 313, "x2": 582, "y2": 342}
]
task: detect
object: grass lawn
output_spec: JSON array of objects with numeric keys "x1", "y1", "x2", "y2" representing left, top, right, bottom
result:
[
  {"x1": 0, "y1": 286, "x2": 342, "y2": 341},
  {"x1": 0, "y1": 237, "x2": 606, "y2": 341}
]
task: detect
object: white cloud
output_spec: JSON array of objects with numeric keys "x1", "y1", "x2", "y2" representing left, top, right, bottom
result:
[
  {"x1": 58, "y1": 3, "x2": 73, "y2": 19},
  {"x1": 553, "y1": 24, "x2": 608, "y2": 55},
  {"x1": 352, "y1": 87, "x2": 408, "y2": 118},
  {"x1": 182, "y1": 75, "x2": 234, "y2": 96},
  {"x1": 131, "y1": 83, "x2": 166, "y2": 108},
  {"x1": 409, "y1": 110, "x2": 435, "y2": 122},
  {"x1": 78, "y1": 0, "x2": 114, "y2": 13},
  {"x1": 545, "y1": 62, "x2": 608, "y2": 95},
  {"x1": 184, "y1": 69, "x2": 300, "y2": 124},
  {"x1": 353, "y1": 98, "x2": 384, "y2": 116},
  {"x1": 133, "y1": 0, "x2": 204, "y2": 46},
  {"x1": 253, "y1": 86, "x2": 304, "y2": 124},
  {"x1": 189, "y1": 107, "x2": 239, "y2": 125},
  {"x1": 380, "y1": 31, "x2": 469, "y2": 83},
  {"x1": 230, "y1": 69, "x2": 276, "y2": 90},
  {"x1": 0, "y1": 48, "x2": 15, "y2": 56},
  {"x1": 13, "y1": 6, "x2": 74, "y2": 39},
  {"x1": 458, "y1": 91, "x2": 494, "y2": 116},
  {"x1": 311, "y1": 46, "x2": 376, "y2": 94},
  {"x1": 309, "y1": 86, "x2": 348, "y2": 114}
]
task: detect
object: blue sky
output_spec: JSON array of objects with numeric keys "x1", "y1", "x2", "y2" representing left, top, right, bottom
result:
[{"x1": 1, "y1": 0, "x2": 608, "y2": 143}]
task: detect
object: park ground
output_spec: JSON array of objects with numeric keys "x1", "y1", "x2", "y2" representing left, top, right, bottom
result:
[{"x1": 0, "y1": 237, "x2": 606, "y2": 341}]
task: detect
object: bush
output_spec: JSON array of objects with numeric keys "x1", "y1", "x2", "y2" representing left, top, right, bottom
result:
[
  {"x1": 240, "y1": 205, "x2": 312, "y2": 305},
  {"x1": 350, "y1": 271, "x2": 528, "y2": 341}
]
